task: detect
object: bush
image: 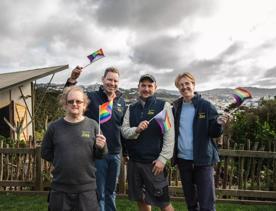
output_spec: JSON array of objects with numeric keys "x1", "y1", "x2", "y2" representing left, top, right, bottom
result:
[{"x1": 227, "y1": 99, "x2": 276, "y2": 150}]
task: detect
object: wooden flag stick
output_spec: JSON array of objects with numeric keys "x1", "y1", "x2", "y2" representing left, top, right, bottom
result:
[
  {"x1": 83, "y1": 56, "x2": 105, "y2": 69},
  {"x1": 98, "y1": 105, "x2": 101, "y2": 135}
]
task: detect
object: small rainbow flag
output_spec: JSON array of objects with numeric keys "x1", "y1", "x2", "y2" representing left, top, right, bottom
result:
[
  {"x1": 99, "y1": 100, "x2": 113, "y2": 124},
  {"x1": 153, "y1": 109, "x2": 171, "y2": 134},
  {"x1": 87, "y1": 48, "x2": 105, "y2": 63},
  {"x1": 232, "y1": 87, "x2": 252, "y2": 106}
]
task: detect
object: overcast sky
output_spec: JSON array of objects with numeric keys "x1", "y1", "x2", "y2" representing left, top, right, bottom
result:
[{"x1": 1, "y1": 0, "x2": 276, "y2": 91}]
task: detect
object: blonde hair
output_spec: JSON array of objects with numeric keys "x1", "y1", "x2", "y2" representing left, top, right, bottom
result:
[
  {"x1": 175, "y1": 72, "x2": 195, "y2": 88},
  {"x1": 59, "y1": 86, "x2": 90, "y2": 112}
]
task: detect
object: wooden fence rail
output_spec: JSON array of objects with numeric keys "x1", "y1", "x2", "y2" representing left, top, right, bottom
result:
[{"x1": 0, "y1": 139, "x2": 276, "y2": 204}]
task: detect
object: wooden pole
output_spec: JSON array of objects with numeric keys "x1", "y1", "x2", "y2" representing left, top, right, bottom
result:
[{"x1": 35, "y1": 147, "x2": 42, "y2": 191}]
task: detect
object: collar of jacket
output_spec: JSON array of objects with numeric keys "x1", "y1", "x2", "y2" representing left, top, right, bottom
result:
[
  {"x1": 191, "y1": 92, "x2": 201, "y2": 107},
  {"x1": 99, "y1": 85, "x2": 123, "y2": 100},
  {"x1": 175, "y1": 92, "x2": 201, "y2": 108},
  {"x1": 137, "y1": 95, "x2": 156, "y2": 107}
]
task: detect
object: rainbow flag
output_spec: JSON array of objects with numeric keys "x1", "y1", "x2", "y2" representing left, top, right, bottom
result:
[
  {"x1": 99, "y1": 100, "x2": 113, "y2": 124},
  {"x1": 232, "y1": 87, "x2": 252, "y2": 106},
  {"x1": 87, "y1": 48, "x2": 105, "y2": 63},
  {"x1": 153, "y1": 109, "x2": 172, "y2": 134}
]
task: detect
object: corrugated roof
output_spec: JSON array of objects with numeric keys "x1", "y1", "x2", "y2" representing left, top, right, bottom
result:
[{"x1": 0, "y1": 65, "x2": 68, "y2": 92}]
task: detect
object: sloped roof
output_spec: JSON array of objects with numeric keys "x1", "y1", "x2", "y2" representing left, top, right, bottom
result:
[{"x1": 0, "y1": 65, "x2": 68, "y2": 92}]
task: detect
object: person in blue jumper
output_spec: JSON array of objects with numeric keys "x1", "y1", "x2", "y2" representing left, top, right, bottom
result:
[
  {"x1": 121, "y1": 74, "x2": 175, "y2": 211},
  {"x1": 66, "y1": 66, "x2": 127, "y2": 211},
  {"x1": 172, "y1": 72, "x2": 229, "y2": 211}
]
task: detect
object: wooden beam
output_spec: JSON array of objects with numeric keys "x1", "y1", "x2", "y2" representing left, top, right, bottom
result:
[
  {"x1": 0, "y1": 180, "x2": 34, "y2": 187},
  {"x1": 219, "y1": 149, "x2": 276, "y2": 159},
  {"x1": 0, "y1": 148, "x2": 34, "y2": 154}
]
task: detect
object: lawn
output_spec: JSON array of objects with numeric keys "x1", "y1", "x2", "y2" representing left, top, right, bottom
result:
[{"x1": 0, "y1": 193, "x2": 275, "y2": 211}]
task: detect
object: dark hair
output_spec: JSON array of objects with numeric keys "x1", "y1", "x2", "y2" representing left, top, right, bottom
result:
[{"x1": 103, "y1": 67, "x2": 120, "y2": 78}]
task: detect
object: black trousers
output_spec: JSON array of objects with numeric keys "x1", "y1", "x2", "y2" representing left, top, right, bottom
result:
[
  {"x1": 177, "y1": 159, "x2": 216, "y2": 211},
  {"x1": 48, "y1": 189, "x2": 99, "y2": 211}
]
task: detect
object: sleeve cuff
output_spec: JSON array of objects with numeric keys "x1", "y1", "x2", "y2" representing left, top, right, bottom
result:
[
  {"x1": 157, "y1": 155, "x2": 167, "y2": 165},
  {"x1": 65, "y1": 78, "x2": 77, "y2": 86},
  {"x1": 131, "y1": 127, "x2": 140, "y2": 139}
]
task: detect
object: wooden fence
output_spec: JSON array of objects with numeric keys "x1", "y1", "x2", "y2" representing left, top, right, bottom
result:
[
  {"x1": 0, "y1": 139, "x2": 276, "y2": 204},
  {"x1": 118, "y1": 138, "x2": 276, "y2": 204},
  {"x1": 0, "y1": 140, "x2": 42, "y2": 191}
]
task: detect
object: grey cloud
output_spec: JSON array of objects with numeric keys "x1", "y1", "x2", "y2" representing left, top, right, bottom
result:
[
  {"x1": 264, "y1": 66, "x2": 276, "y2": 77},
  {"x1": 0, "y1": 1, "x2": 13, "y2": 37},
  {"x1": 242, "y1": 38, "x2": 276, "y2": 60},
  {"x1": 132, "y1": 40, "x2": 246, "y2": 88},
  {"x1": 130, "y1": 34, "x2": 197, "y2": 69},
  {"x1": 94, "y1": 0, "x2": 216, "y2": 30},
  {"x1": 79, "y1": 71, "x2": 102, "y2": 84},
  {"x1": 219, "y1": 42, "x2": 244, "y2": 59},
  {"x1": 250, "y1": 78, "x2": 276, "y2": 87},
  {"x1": 258, "y1": 38, "x2": 276, "y2": 50},
  {"x1": 0, "y1": 0, "x2": 42, "y2": 38},
  {"x1": 185, "y1": 58, "x2": 224, "y2": 83},
  {"x1": 158, "y1": 42, "x2": 246, "y2": 87},
  {"x1": 1, "y1": 0, "x2": 275, "y2": 91},
  {"x1": 0, "y1": 0, "x2": 102, "y2": 69},
  {"x1": 147, "y1": 57, "x2": 223, "y2": 89},
  {"x1": 31, "y1": 18, "x2": 91, "y2": 52}
]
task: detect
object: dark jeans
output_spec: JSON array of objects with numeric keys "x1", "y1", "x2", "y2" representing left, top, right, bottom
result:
[
  {"x1": 95, "y1": 154, "x2": 121, "y2": 211},
  {"x1": 177, "y1": 159, "x2": 216, "y2": 211}
]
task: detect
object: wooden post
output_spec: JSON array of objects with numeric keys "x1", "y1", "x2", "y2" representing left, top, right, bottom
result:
[
  {"x1": 118, "y1": 159, "x2": 126, "y2": 194},
  {"x1": 238, "y1": 144, "x2": 245, "y2": 190},
  {"x1": 256, "y1": 145, "x2": 265, "y2": 190},
  {"x1": 6, "y1": 144, "x2": 10, "y2": 181},
  {"x1": 244, "y1": 139, "x2": 251, "y2": 190},
  {"x1": 28, "y1": 137, "x2": 33, "y2": 180},
  {"x1": 0, "y1": 141, "x2": 3, "y2": 181},
  {"x1": 175, "y1": 168, "x2": 179, "y2": 187},
  {"x1": 35, "y1": 146, "x2": 42, "y2": 191},
  {"x1": 223, "y1": 137, "x2": 230, "y2": 189},
  {"x1": 168, "y1": 166, "x2": 171, "y2": 186},
  {"x1": 228, "y1": 143, "x2": 237, "y2": 189},
  {"x1": 250, "y1": 142, "x2": 259, "y2": 189},
  {"x1": 273, "y1": 141, "x2": 276, "y2": 191}
]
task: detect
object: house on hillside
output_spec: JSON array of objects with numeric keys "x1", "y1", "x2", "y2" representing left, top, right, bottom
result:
[{"x1": 0, "y1": 65, "x2": 68, "y2": 142}]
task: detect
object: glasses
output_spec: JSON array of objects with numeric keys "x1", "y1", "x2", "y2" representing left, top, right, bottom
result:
[{"x1": 67, "y1": 99, "x2": 84, "y2": 105}]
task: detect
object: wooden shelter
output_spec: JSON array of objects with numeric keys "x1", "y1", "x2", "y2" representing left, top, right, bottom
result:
[{"x1": 0, "y1": 65, "x2": 68, "y2": 141}]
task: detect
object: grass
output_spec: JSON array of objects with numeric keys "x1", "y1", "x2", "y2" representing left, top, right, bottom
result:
[{"x1": 0, "y1": 193, "x2": 275, "y2": 211}]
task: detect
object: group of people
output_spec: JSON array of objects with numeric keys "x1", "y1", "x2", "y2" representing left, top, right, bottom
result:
[{"x1": 41, "y1": 66, "x2": 229, "y2": 211}]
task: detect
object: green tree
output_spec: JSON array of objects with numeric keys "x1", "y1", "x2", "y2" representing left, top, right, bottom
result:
[
  {"x1": 34, "y1": 87, "x2": 64, "y2": 140},
  {"x1": 227, "y1": 99, "x2": 276, "y2": 149}
]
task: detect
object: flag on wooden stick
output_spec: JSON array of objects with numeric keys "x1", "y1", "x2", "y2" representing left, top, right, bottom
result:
[
  {"x1": 99, "y1": 100, "x2": 113, "y2": 124},
  {"x1": 87, "y1": 48, "x2": 105, "y2": 63},
  {"x1": 152, "y1": 109, "x2": 171, "y2": 134},
  {"x1": 232, "y1": 87, "x2": 252, "y2": 106}
]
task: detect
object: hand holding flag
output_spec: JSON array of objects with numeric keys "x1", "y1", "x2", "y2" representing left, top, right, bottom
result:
[{"x1": 135, "y1": 120, "x2": 149, "y2": 133}]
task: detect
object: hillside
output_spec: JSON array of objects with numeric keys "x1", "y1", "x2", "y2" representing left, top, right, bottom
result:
[{"x1": 37, "y1": 83, "x2": 276, "y2": 104}]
